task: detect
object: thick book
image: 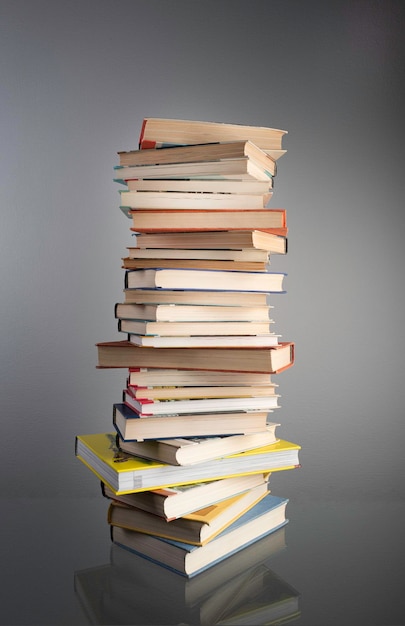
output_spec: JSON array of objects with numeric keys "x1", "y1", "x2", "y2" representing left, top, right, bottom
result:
[
  {"x1": 119, "y1": 189, "x2": 272, "y2": 210},
  {"x1": 113, "y1": 401, "x2": 272, "y2": 441},
  {"x1": 115, "y1": 303, "x2": 274, "y2": 323},
  {"x1": 107, "y1": 482, "x2": 269, "y2": 546},
  {"x1": 96, "y1": 340, "x2": 295, "y2": 374},
  {"x1": 133, "y1": 229, "x2": 287, "y2": 253},
  {"x1": 118, "y1": 140, "x2": 280, "y2": 172},
  {"x1": 101, "y1": 473, "x2": 271, "y2": 520},
  {"x1": 138, "y1": 117, "x2": 287, "y2": 151},
  {"x1": 123, "y1": 387, "x2": 280, "y2": 416},
  {"x1": 127, "y1": 368, "x2": 274, "y2": 387},
  {"x1": 111, "y1": 493, "x2": 289, "y2": 577},
  {"x1": 123, "y1": 288, "x2": 279, "y2": 307},
  {"x1": 75, "y1": 432, "x2": 301, "y2": 495},
  {"x1": 118, "y1": 425, "x2": 279, "y2": 466},
  {"x1": 124, "y1": 267, "x2": 286, "y2": 292},
  {"x1": 129, "y1": 209, "x2": 287, "y2": 234}
]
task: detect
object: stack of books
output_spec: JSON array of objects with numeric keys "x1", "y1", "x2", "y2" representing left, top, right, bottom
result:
[{"x1": 75, "y1": 117, "x2": 301, "y2": 579}]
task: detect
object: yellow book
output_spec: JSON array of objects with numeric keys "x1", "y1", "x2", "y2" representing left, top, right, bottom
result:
[
  {"x1": 107, "y1": 482, "x2": 269, "y2": 545},
  {"x1": 75, "y1": 432, "x2": 301, "y2": 495}
]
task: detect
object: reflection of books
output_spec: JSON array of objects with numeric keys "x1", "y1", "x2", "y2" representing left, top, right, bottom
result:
[
  {"x1": 74, "y1": 525, "x2": 300, "y2": 626},
  {"x1": 75, "y1": 432, "x2": 301, "y2": 494},
  {"x1": 101, "y1": 473, "x2": 270, "y2": 520},
  {"x1": 112, "y1": 493, "x2": 288, "y2": 577}
]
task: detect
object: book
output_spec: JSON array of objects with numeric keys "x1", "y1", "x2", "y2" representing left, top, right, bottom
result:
[
  {"x1": 115, "y1": 303, "x2": 274, "y2": 322},
  {"x1": 75, "y1": 432, "x2": 301, "y2": 494},
  {"x1": 124, "y1": 267, "x2": 286, "y2": 292},
  {"x1": 117, "y1": 425, "x2": 279, "y2": 466},
  {"x1": 114, "y1": 157, "x2": 275, "y2": 184},
  {"x1": 118, "y1": 140, "x2": 281, "y2": 171},
  {"x1": 132, "y1": 229, "x2": 287, "y2": 253},
  {"x1": 125, "y1": 177, "x2": 273, "y2": 194},
  {"x1": 111, "y1": 493, "x2": 289, "y2": 577},
  {"x1": 123, "y1": 288, "x2": 279, "y2": 307},
  {"x1": 121, "y1": 256, "x2": 272, "y2": 272},
  {"x1": 125, "y1": 383, "x2": 277, "y2": 401},
  {"x1": 113, "y1": 402, "x2": 272, "y2": 441},
  {"x1": 127, "y1": 368, "x2": 275, "y2": 387},
  {"x1": 138, "y1": 117, "x2": 287, "y2": 151},
  {"x1": 107, "y1": 482, "x2": 269, "y2": 546},
  {"x1": 127, "y1": 334, "x2": 280, "y2": 348},
  {"x1": 123, "y1": 388, "x2": 280, "y2": 416},
  {"x1": 125, "y1": 247, "x2": 272, "y2": 261},
  {"x1": 120, "y1": 190, "x2": 273, "y2": 211},
  {"x1": 129, "y1": 209, "x2": 287, "y2": 234},
  {"x1": 119, "y1": 319, "x2": 275, "y2": 336},
  {"x1": 96, "y1": 340, "x2": 295, "y2": 374},
  {"x1": 101, "y1": 473, "x2": 271, "y2": 520}
]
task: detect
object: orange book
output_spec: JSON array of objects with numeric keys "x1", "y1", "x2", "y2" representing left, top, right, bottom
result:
[{"x1": 129, "y1": 209, "x2": 287, "y2": 235}]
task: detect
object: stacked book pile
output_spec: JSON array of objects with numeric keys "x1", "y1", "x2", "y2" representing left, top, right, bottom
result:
[{"x1": 75, "y1": 117, "x2": 301, "y2": 578}]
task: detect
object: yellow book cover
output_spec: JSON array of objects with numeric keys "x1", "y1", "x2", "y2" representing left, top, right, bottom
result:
[{"x1": 75, "y1": 432, "x2": 301, "y2": 495}]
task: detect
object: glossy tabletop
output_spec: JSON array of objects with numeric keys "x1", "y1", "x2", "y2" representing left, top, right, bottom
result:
[{"x1": 1, "y1": 495, "x2": 404, "y2": 625}]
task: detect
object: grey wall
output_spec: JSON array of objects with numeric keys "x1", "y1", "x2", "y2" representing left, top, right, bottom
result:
[{"x1": 1, "y1": 0, "x2": 404, "y2": 501}]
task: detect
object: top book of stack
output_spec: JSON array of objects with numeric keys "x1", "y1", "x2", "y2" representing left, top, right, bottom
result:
[{"x1": 138, "y1": 117, "x2": 287, "y2": 152}]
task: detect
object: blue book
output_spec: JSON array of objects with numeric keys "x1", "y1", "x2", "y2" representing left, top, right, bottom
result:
[{"x1": 111, "y1": 493, "x2": 288, "y2": 577}]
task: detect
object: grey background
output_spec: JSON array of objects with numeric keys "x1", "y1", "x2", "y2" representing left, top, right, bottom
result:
[{"x1": 1, "y1": 0, "x2": 404, "y2": 505}]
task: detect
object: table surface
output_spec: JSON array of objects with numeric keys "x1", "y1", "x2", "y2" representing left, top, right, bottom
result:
[{"x1": 1, "y1": 495, "x2": 404, "y2": 625}]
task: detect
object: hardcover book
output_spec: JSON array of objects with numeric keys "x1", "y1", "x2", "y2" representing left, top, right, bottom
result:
[
  {"x1": 96, "y1": 340, "x2": 295, "y2": 374},
  {"x1": 117, "y1": 424, "x2": 279, "y2": 466},
  {"x1": 138, "y1": 117, "x2": 287, "y2": 151},
  {"x1": 75, "y1": 432, "x2": 301, "y2": 495}
]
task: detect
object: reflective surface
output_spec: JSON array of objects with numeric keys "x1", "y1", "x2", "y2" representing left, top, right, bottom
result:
[{"x1": 1, "y1": 496, "x2": 404, "y2": 625}]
